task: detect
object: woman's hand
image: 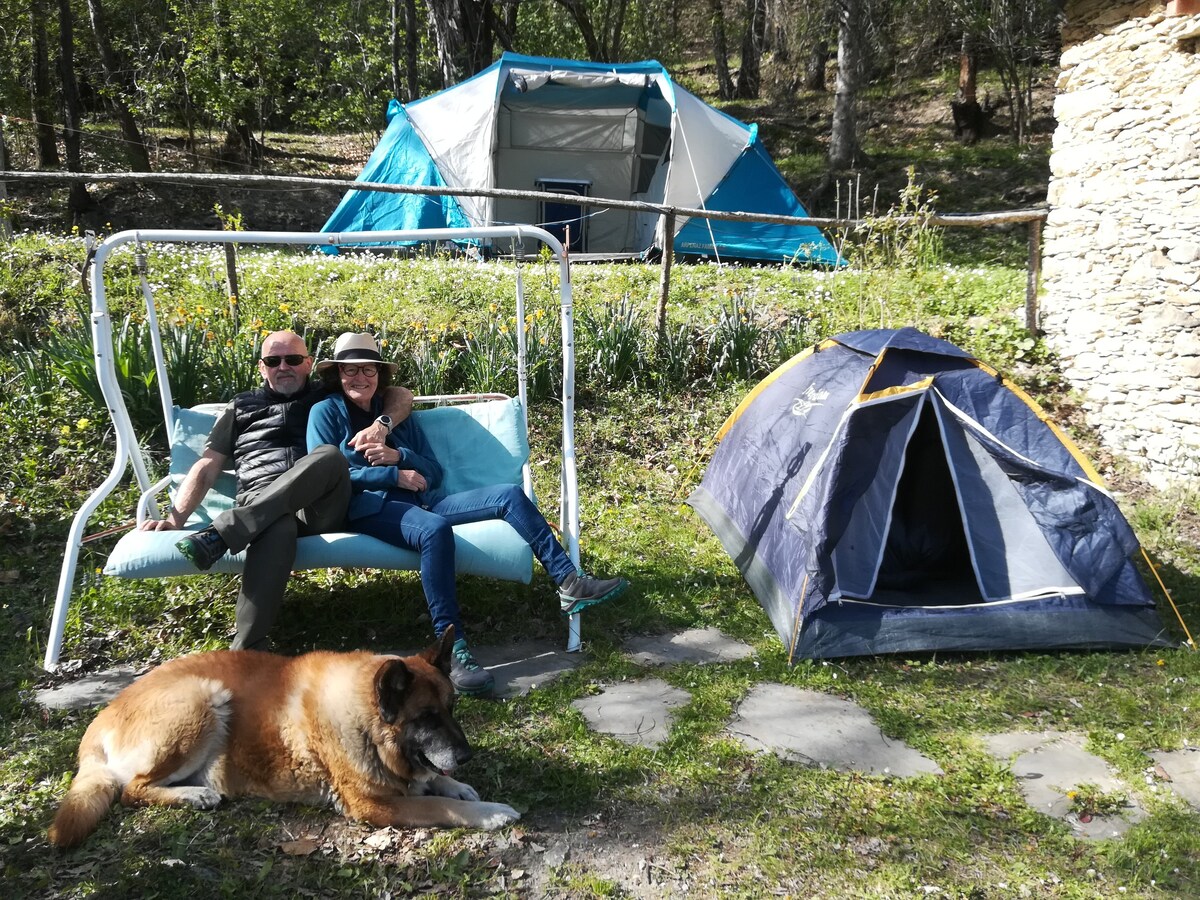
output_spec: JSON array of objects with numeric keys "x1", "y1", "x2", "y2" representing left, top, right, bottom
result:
[
  {"x1": 396, "y1": 469, "x2": 427, "y2": 491},
  {"x1": 359, "y1": 441, "x2": 399, "y2": 467}
]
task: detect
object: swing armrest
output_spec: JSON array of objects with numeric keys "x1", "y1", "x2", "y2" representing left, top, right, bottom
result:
[{"x1": 136, "y1": 475, "x2": 173, "y2": 528}]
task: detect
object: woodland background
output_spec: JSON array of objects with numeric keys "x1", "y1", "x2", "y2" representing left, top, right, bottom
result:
[{"x1": 0, "y1": 0, "x2": 1063, "y2": 228}]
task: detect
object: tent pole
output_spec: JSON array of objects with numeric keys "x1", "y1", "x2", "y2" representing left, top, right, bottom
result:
[{"x1": 656, "y1": 210, "x2": 676, "y2": 347}]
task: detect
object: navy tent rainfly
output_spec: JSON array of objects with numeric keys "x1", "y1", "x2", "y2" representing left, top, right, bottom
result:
[{"x1": 688, "y1": 328, "x2": 1171, "y2": 660}]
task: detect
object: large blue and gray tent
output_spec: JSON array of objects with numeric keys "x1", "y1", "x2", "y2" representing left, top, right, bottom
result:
[
  {"x1": 322, "y1": 53, "x2": 839, "y2": 264},
  {"x1": 688, "y1": 328, "x2": 1170, "y2": 660}
]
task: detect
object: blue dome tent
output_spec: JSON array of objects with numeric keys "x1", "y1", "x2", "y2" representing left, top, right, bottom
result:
[
  {"x1": 322, "y1": 53, "x2": 839, "y2": 265},
  {"x1": 689, "y1": 328, "x2": 1173, "y2": 660}
]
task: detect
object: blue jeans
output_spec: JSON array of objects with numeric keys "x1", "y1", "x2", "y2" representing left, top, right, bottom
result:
[{"x1": 351, "y1": 483, "x2": 577, "y2": 641}]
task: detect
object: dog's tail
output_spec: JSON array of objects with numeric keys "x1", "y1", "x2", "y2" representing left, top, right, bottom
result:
[{"x1": 48, "y1": 759, "x2": 122, "y2": 849}]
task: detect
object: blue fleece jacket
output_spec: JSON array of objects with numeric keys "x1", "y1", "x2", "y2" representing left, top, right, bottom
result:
[{"x1": 306, "y1": 394, "x2": 444, "y2": 520}]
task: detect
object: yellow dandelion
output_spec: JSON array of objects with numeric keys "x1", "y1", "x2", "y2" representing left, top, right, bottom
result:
[
  {"x1": 1157, "y1": 659, "x2": 1166, "y2": 666},
  {"x1": 76, "y1": 417, "x2": 92, "y2": 430},
  {"x1": 279, "y1": 303, "x2": 291, "y2": 313},
  {"x1": 60, "y1": 425, "x2": 71, "y2": 436}
]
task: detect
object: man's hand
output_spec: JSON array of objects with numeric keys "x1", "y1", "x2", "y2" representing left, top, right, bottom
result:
[
  {"x1": 140, "y1": 507, "x2": 187, "y2": 531},
  {"x1": 396, "y1": 469, "x2": 427, "y2": 491},
  {"x1": 349, "y1": 420, "x2": 389, "y2": 450}
]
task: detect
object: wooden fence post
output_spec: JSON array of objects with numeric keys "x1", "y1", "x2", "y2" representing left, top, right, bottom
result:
[
  {"x1": 656, "y1": 210, "x2": 676, "y2": 348},
  {"x1": 224, "y1": 242, "x2": 240, "y2": 328},
  {"x1": 1025, "y1": 216, "x2": 1043, "y2": 335},
  {"x1": 0, "y1": 121, "x2": 12, "y2": 242}
]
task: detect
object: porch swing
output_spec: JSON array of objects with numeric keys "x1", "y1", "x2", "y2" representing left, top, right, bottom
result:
[{"x1": 45, "y1": 226, "x2": 587, "y2": 671}]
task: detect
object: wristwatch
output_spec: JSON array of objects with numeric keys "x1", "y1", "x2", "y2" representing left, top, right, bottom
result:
[{"x1": 375, "y1": 415, "x2": 393, "y2": 433}]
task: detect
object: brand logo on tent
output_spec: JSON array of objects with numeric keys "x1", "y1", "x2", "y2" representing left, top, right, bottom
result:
[{"x1": 791, "y1": 385, "x2": 830, "y2": 418}]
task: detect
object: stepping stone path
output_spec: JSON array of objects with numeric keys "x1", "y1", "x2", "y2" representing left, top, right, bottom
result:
[
  {"x1": 728, "y1": 683, "x2": 942, "y2": 776},
  {"x1": 572, "y1": 678, "x2": 691, "y2": 748},
  {"x1": 983, "y1": 731, "x2": 1146, "y2": 840},
  {"x1": 35, "y1": 628, "x2": 1200, "y2": 839}
]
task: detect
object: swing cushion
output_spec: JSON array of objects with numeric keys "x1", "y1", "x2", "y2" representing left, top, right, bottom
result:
[{"x1": 104, "y1": 398, "x2": 535, "y2": 582}]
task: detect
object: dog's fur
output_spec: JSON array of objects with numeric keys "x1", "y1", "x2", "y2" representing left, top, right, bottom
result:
[{"x1": 48, "y1": 629, "x2": 518, "y2": 848}]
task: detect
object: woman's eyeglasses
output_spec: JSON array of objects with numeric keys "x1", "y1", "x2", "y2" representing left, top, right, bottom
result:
[
  {"x1": 339, "y1": 364, "x2": 378, "y2": 377},
  {"x1": 260, "y1": 354, "x2": 309, "y2": 368}
]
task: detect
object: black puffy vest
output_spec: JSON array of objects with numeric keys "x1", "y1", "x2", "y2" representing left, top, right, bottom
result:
[{"x1": 232, "y1": 384, "x2": 324, "y2": 496}]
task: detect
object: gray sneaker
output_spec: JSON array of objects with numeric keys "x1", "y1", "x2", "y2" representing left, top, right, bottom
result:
[
  {"x1": 558, "y1": 572, "x2": 629, "y2": 616},
  {"x1": 176, "y1": 526, "x2": 228, "y2": 571},
  {"x1": 450, "y1": 639, "x2": 495, "y2": 697}
]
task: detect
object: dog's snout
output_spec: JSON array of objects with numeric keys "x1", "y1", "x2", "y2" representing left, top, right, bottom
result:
[{"x1": 455, "y1": 744, "x2": 473, "y2": 767}]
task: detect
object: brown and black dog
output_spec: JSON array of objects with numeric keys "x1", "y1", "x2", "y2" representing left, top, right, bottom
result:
[{"x1": 48, "y1": 628, "x2": 519, "y2": 848}]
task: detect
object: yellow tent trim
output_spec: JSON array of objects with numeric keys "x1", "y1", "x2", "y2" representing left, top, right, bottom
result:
[
  {"x1": 715, "y1": 340, "x2": 836, "y2": 441},
  {"x1": 970, "y1": 358, "x2": 1108, "y2": 487}
]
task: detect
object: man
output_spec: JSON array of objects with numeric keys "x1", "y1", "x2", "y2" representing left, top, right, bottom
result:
[{"x1": 142, "y1": 330, "x2": 412, "y2": 649}]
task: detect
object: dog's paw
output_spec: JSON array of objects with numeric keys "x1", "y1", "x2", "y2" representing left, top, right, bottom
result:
[
  {"x1": 174, "y1": 786, "x2": 222, "y2": 809},
  {"x1": 475, "y1": 802, "x2": 521, "y2": 831},
  {"x1": 427, "y1": 775, "x2": 480, "y2": 801}
]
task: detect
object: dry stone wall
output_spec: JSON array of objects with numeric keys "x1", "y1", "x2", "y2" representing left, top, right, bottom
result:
[{"x1": 1042, "y1": 1, "x2": 1200, "y2": 487}]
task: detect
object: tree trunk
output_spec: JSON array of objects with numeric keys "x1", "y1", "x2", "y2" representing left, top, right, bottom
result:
[
  {"x1": 391, "y1": 0, "x2": 403, "y2": 100},
  {"x1": 31, "y1": 0, "x2": 61, "y2": 167},
  {"x1": 829, "y1": 0, "x2": 862, "y2": 172},
  {"x1": 427, "y1": 0, "x2": 463, "y2": 86},
  {"x1": 804, "y1": 38, "x2": 829, "y2": 92},
  {"x1": 404, "y1": 0, "x2": 420, "y2": 101},
  {"x1": 734, "y1": 0, "x2": 767, "y2": 99},
  {"x1": 958, "y1": 31, "x2": 977, "y2": 104},
  {"x1": 84, "y1": 0, "x2": 152, "y2": 171},
  {"x1": 56, "y1": 0, "x2": 92, "y2": 218},
  {"x1": 554, "y1": 0, "x2": 608, "y2": 62},
  {"x1": 710, "y1": 0, "x2": 734, "y2": 100}
]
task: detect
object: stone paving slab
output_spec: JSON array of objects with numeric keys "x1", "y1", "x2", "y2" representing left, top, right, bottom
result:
[
  {"x1": 471, "y1": 640, "x2": 584, "y2": 699},
  {"x1": 572, "y1": 678, "x2": 692, "y2": 748},
  {"x1": 983, "y1": 731, "x2": 1145, "y2": 840},
  {"x1": 623, "y1": 627, "x2": 754, "y2": 667},
  {"x1": 727, "y1": 683, "x2": 943, "y2": 777},
  {"x1": 35, "y1": 666, "x2": 140, "y2": 711},
  {"x1": 1150, "y1": 747, "x2": 1200, "y2": 809}
]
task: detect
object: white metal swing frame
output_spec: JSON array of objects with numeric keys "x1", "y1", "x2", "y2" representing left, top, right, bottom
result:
[{"x1": 46, "y1": 225, "x2": 584, "y2": 670}]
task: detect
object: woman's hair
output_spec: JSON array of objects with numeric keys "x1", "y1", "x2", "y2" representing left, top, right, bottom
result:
[{"x1": 320, "y1": 363, "x2": 394, "y2": 393}]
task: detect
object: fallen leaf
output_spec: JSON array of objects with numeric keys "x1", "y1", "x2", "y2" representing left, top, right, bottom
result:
[
  {"x1": 279, "y1": 838, "x2": 320, "y2": 856},
  {"x1": 363, "y1": 830, "x2": 394, "y2": 850}
]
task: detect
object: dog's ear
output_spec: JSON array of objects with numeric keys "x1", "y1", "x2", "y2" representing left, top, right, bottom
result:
[
  {"x1": 375, "y1": 658, "x2": 412, "y2": 724},
  {"x1": 422, "y1": 625, "x2": 455, "y2": 678}
]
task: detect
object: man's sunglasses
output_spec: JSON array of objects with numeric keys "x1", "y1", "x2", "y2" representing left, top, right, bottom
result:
[{"x1": 260, "y1": 354, "x2": 309, "y2": 368}]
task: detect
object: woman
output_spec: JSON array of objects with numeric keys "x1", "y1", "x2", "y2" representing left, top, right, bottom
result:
[{"x1": 307, "y1": 332, "x2": 628, "y2": 697}]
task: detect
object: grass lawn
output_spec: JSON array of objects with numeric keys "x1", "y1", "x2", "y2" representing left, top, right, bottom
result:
[{"x1": 1, "y1": 230, "x2": 1198, "y2": 898}]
